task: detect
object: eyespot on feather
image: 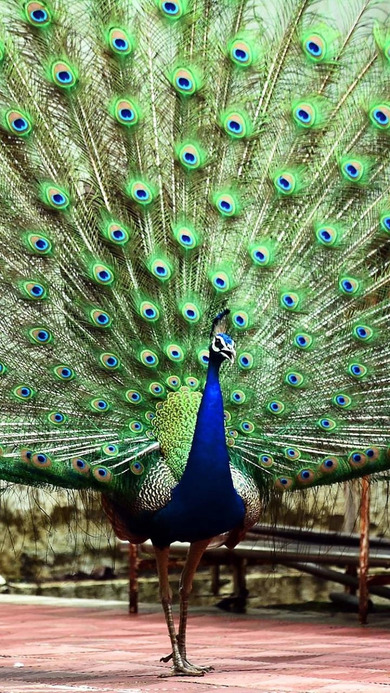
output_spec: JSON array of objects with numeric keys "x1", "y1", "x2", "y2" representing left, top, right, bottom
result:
[
  {"x1": 197, "y1": 348, "x2": 209, "y2": 366},
  {"x1": 24, "y1": 1, "x2": 51, "y2": 26},
  {"x1": 157, "y1": 0, "x2": 187, "y2": 20},
  {"x1": 91, "y1": 263, "x2": 115, "y2": 286},
  {"x1": 92, "y1": 466, "x2": 112, "y2": 483},
  {"x1": 238, "y1": 352, "x2": 254, "y2": 370},
  {"x1": 129, "y1": 420, "x2": 144, "y2": 434},
  {"x1": 127, "y1": 179, "x2": 155, "y2": 205},
  {"x1": 314, "y1": 224, "x2": 339, "y2": 247},
  {"x1": 232, "y1": 310, "x2": 250, "y2": 329},
  {"x1": 50, "y1": 60, "x2": 78, "y2": 89},
  {"x1": 102, "y1": 444, "x2": 119, "y2": 457},
  {"x1": 319, "y1": 456, "x2": 339, "y2": 474},
  {"x1": 210, "y1": 270, "x2": 231, "y2": 292},
  {"x1": 293, "y1": 332, "x2": 313, "y2": 349},
  {"x1": 89, "y1": 309, "x2": 112, "y2": 328},
  {"x1": 90, "y1": 398, "x2": 110, "y2": 412},
  {"x1": 340, "y1": 157, "x2": 366, "y2": 183},
  {"x1": 365, "y1": 446, "x2": 381, "y2": 461},
  {"x1": 338, "y1": 275, "x2": 360, "y2": 295},
  {"x1": 176, "y1": 141, "x2": 206, "y2": 170},
  {"x1": 165, "y1": 344, "x2": 184, "y2": 362},
  {"x1": 317, "y1": 417, "x2": 337, "y2": 431},
  {"x1": 301, "y1": 27, "x2": 336, "y2": 63},
  {"x1": 230, "y1": 389, "x2": 246, "y2": 405},
  {"x1": 347, "y1": 362, "x2": 367, "y2": 379},
  {"x1": 170, "y1": 66, "x2": 201, "y2": 96},
  {"x1": 348, "y1": 450, "x2": 368, "y2": 468},
  {"x1": 139, "y1": 301, "x2": 160, "y2": 322},
  {"x1": 284, "y1": 447, "x2": 301, "y2": 460},
  {"x1": 103, "y1": 222, "x2": 130, "y2": 245},
  {"x1": 149, "y1": 381, "x2": 165, "y2": 397},
  {"x1": 28, "y1": 326, "x2": 53, "y2": 344},
  {"x1": 352, "y1": 324, "x2": 374, "y2": 342},
  {"x1": 227, "y1": 35, "x2": 258, "y2": 67},
  {"x1": 140, "y1": 349, "x2": 159, "y2": 368},
  {"x1": 267, "y1": 400, "x2": 285, "y2": 415},
  {"x1": 285, "y1": 371, "x2": 304, "y2": 387},
  {"x1": 166, "y1": 375, "x2": 181, "y2": 389},
  {"x1": 213, "y1": 191, "x2": 240, "y2": 217},
  {"x1": 173, "y1": 224, "x2": 200, "y2": 250},
  {"x1": 48, "y1": 411, "x2": 66, "y2": 425},
  {"x1": 185, "y1": 377, "x2": 200, "y2": 390},
  {"x1": 274, "y1": 476, "x2": 294, "y2": 491},
  {"x1": 280, "y1": 291, "x2": 300, "y2": 310},
  {"x1": 130, "y1": 460, "x2": 144, "y2": 475},
  {"x1": 332, "y1": 393, "x2": 352, "y2": 408},
  {"x1": 181, "y1": 301, "x2": 201, "y2": 323},
  {"x1": 239, "y1": 420, "x2": 255, "y2": 434},
  {"x1": 41, "y1": 183, "x2": 70, "y2": 210},
  {"x1": 108, "y1": 27, "x2": 133, "y2": 56},
  {"x1": 369, "y1": 103, "x2": 390, "y2": 130},
  {"x1": 259, "y1": 454, "x2": 274, "y2": 468},
  {"x1": 248, "y1": 238, "x2": 276, "y2": 268},
  {"x1": 72, "y1": 457, "x2": 90, "y2": 474},
  {"x1": 21, "y1": 281, "x2": 47, "y2": 300},
  {"x1": 5, "y1": 109, "x2": 33, "y2": 136},
  {"x1": 292, "y1": 101, "x2": 319, "y2": 128},
  {"x1": 31, "y1": 452, "x2": 52, "y2": 468},
  {"x1": 14, "y1": 385, "x2": 35, "y2": 400},
  {"x1": 221, "y1": 108, "x2": 252, "y2": 139},
  {"x1": 99, "y1": 352, "x2": 120, "y2": 370},
  {"x1": 125, "y1": 389, "x2": 143, "y2": 404},
  {"x1": 20, "y1": 448, "x2": 33, "y2": 464},
  {"x1": 53, "y1": 364, "x2": 75, "y2": 381},
  {"x1": 113, "y1": 98, "x2": 140, "y2": 127},
  {"x1": 296, "y1": 468, "x2": 316, "y2": 485},
  {"x1": 148, "y1": 257, "x2": 172, "y2": 281},
  {"x1": 26, "y1": 233, "x2": 52, "y2": 255},
  {"x1": 274, "y1": 172, "x2": 298, "y2": 195}
]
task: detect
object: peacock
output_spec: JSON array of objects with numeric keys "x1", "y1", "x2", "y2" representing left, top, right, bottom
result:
[{"x1": 0, "y1": 0, "x2": 390, "y2": 677}]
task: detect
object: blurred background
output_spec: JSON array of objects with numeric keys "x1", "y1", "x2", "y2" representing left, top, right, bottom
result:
[{"x1": 1, "y1": 480, "x2": 390, "y2": 615}]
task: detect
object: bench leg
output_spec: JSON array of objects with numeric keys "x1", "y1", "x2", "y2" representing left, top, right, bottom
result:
[
  {"x1": 359, "y1": 477, "x2": 370, "y2": 625},
  {"x1": 129, "y1": 543, "x2": 139, "y2": 614}
]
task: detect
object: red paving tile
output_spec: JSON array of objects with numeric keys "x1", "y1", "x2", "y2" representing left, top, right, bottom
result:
[{"x1": 0, "y1": 601, "x2": 390, "y2": 692}]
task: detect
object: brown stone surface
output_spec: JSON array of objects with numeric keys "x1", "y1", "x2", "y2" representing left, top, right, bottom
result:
[{"x1": 1, "y1": 598, "x2": 390, "y2": 692}]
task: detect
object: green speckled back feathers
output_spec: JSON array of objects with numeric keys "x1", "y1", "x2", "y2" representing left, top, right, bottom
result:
[{"x1": 0, "y1": 0, "x2": 390, "y2": 512}]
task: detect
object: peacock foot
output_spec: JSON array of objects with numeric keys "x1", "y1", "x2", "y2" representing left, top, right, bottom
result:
[{"x1": 160, "y1": 652, "x2": 213, "y2": 676}]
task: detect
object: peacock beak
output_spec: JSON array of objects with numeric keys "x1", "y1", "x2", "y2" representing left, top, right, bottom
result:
[{"x1": 221, "y1": 346, "x2": 236, "y2": 364}]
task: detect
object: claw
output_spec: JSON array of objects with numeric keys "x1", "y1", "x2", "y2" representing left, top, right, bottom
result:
[
  {"x1": 160, "y1": 653, "x2": 173, "y2": 663},
  {"x1": 160, "y1": 652, "x2": 213, "y2": 676},
  {"x1": 160, "y1": 666, "x2": 205, "y2": 677}
]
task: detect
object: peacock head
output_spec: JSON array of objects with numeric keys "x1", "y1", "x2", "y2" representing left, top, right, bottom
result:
[
  {"x1": 209, "y1": 309, "x2": 236, "y2": 366},
  {"x1": 210, "y1": 333, "x2": 236, "y2": 365}
]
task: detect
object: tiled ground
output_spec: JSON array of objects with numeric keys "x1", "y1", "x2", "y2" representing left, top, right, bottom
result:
[{"x1": 1, "y1": 597, "x2": 390, "y2": 692}]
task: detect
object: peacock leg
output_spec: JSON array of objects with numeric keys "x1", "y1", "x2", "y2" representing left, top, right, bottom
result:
[
  {"x1": 154, "y1": 545, "x2": 205, "y2": 676},
  {"x1": 176, "y1": 538, "x2": 213, "y2": 673}
]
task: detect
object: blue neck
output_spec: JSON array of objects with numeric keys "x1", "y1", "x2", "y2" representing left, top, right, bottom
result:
[
  {"x1": 179, "y1": 357, "x2": 233, "y2": 486},
  {"x1": 150, "y1": 355, "x2": 245, "y2": 546}
]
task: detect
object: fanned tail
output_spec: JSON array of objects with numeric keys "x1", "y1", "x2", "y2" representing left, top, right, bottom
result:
[{"x1": 0, "y1": 0, "x2": 389, "y2": 501}]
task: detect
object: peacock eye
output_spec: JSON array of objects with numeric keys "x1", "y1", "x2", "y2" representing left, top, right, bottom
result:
[
  {"x1": 93, "y1": 466, "x2": 112, "y2": 483},
  {"x1": 131, "y1": 460, "x2": 144, "y2": 475}
]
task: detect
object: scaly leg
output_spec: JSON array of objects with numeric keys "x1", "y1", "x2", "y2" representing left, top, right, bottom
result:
[
  {"x1": 177, "y1": 538, "x2": 213, "y2": 672},
  {"x1": 160, "y1": 539, "x2": 212, "y2": 674},
  {"x1": 154, "y1": 545, "x2": 205, "y2": 676}
]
